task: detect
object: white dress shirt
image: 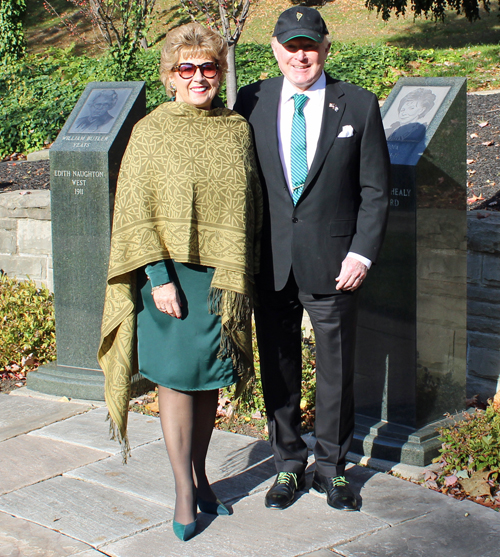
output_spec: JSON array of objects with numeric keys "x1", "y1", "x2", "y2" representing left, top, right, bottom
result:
[{"x1": 277, "y1": 73, "x2": 371, "y2": 269}]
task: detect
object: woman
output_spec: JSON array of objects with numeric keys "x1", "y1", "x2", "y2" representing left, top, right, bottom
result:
[{"x1": 98, "y1": 23, "x2": 262, "y2": 542}]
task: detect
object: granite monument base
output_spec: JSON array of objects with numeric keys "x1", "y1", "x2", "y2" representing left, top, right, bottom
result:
[
  {"x1": 352, "y1": 411, "x2": 464, "y2": 467},
  {"x1": 28, "y1": 363, "x2": 154, "y2": 402},
  {"x1": 28, "y1": 364, "x2": 106, "y2": 401}
]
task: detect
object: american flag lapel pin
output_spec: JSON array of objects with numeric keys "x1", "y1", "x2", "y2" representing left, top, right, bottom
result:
[{"x1": 329, "y1": 103, "x2": 339, "y2": 112}]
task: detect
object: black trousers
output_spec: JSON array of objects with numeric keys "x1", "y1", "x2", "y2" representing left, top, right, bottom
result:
[{"x1": 254, "y1": 270, "x2": 359, "y2": 478}]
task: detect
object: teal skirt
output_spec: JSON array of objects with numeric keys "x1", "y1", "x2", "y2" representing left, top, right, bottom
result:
[{"x1": 136, "y1": 260, "x2": 237, "y2": 391}]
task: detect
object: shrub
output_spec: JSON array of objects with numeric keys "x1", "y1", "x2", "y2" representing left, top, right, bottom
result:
[
  {"x1": 0, "y1": 273, "x2": 56, "y2": 372},
  {"x1": 0, "y1": 42, "x2": 425, "y2": 159},
  {"x1": 437, "y1": 404, "x2": 500, "y2": 478},
  {"x1": 0, "y1": 0, "x2": 26, "y2": 64}
]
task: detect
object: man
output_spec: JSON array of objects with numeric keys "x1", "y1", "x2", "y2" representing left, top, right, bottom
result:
[
  {"x1": 75, "y1": 89, "x2": 118, "y2": 132},
  {"x1": 234, "y1": 6, "x2": 390, "y2": 512}
]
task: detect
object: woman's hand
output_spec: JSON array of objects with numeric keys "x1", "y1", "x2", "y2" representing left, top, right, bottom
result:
[{"x1": 152, "y1": 283, "x2": 182, "y2": 319}]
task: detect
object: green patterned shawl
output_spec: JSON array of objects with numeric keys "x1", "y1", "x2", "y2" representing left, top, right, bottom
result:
[{"x1": 98, "y1": 102, "x2": 262, "y2": 457}]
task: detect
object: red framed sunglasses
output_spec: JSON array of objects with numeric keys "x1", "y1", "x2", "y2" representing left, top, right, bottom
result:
[{"x1": 172, "y1": 62, "x2": 219, "y2": 79}]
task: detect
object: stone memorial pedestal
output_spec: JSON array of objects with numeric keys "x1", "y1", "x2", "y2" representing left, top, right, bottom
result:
[
  {"x1": 27, "y1": 82, "x2": 146, "y2": 400},
  {"x1": 353, "y1": 78, "x2": 467, "y2": 466}
]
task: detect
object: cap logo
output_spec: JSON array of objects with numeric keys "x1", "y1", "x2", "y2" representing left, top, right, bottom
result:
[{"x1": 296, "y1": 12, "x2": 303, "y2": 21}]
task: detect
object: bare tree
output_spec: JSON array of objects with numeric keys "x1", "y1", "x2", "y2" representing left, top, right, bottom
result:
[
  {"x1": 43, "y1": 0, "x2": 156, "y2": 52},
  {"x1": 180, "y1": 0, "x2": 251, "y2": 108}
]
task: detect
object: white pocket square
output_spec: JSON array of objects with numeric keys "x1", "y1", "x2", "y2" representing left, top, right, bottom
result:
[{"x1": 337, "y1": 125, "x2": 354, "y2": 138}]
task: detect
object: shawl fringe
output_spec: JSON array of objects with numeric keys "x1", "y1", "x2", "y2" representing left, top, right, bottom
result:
[
  {"x1": 208, "y1": 286, "x2": 254, "y2": 394},
  {"x1": 106, "y1": 411, "x2": 131, "y2": 464}
]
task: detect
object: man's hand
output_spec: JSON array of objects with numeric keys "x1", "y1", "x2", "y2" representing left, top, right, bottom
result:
[
  {"x1": 152, "y1": 283, "x2": 182, "y2": 318},
  {"x1": 335, "y1": 256, "x2": 368, "y2": 291}
]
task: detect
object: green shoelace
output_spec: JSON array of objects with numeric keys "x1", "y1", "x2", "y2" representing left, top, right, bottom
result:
[
  {"x1": 276, "y1": 472, "x2": 298, "y2": 488},
  {"x1": 331, "y1": 476, "x2": 349, "y2": 487}
]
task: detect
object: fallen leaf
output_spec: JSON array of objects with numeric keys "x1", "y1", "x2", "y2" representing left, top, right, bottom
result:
[
  {"x1": 445, "y1": 475, "x2": 458, "y2": 487},
  {"x1": 456, "y1": 470, "x2": 469, "y2": 479},
  {"x1": 493, "y1": 389, "x2": 500, "y2": 412},
  {"x1": 489, "y1": 201, "x2": 498, "y2": 206},
  {"x1": 251, "y1": 410, "x2": 262, "y2": 419},
  {"x1": 424, "y1": 470, "x2": 437, "y2": 481},
  {"x1": 459, "y1": 471, "x2": 492, "y2": 497},
  {"x1": 467, "y1": 194, "x2": 485, "y2": 204},
  {"x1": 145, "y1": 401, "x2": 159, "y2": 413},
  {"x1": 468, "y1": 170, "x2": 476, "y2": 175},
  {"x1": 479, "y1": 121, "x2": 489, "y2": 128},
  {"x1": 482, "y1": 140, "x2": 495, "y2": 146},
  {"x1": 21, "y1": 354, "x2": 36, "y2": 367},
  {"x1": 467, "y1": 159, "x2": 476, "y2": 164},
  {"x1": 470, "y1": 133, "x2": 479, "y2": 138}
]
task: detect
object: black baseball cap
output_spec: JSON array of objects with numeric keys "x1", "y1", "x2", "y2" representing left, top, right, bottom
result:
[{"x1": 273, "y1": 6, "x2": 329, "y2": 44}]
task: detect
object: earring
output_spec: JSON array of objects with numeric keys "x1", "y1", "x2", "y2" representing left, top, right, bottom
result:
[{"x1": 170, "y1": 82, "x2": 176, "y2": 93}]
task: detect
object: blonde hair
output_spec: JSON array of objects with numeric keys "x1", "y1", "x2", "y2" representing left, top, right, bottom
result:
[{"x1": 160, "y1": 23, "x2": 228, "y2": 97}]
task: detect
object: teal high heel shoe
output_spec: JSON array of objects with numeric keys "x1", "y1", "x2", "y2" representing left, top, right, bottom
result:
[
  {"x1": 197, "y1": 497, "x2": 230, "y2": 516},
  {"x1": 172, "y1": 519, "x2": 197, "y2": 541}
]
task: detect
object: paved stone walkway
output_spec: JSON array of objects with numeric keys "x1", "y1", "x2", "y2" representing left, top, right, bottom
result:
[{"x1": 1, "y1": 389, "x2": 499, "y2": 557}]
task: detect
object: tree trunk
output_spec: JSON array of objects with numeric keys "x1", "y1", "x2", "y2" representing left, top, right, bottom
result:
[{"x1": 225, "y1": 43, "x2": 237, "y2": 109}]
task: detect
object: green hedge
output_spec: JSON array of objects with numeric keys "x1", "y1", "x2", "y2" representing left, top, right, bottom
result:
[
  {"x1": 0, "y1": 42, "x2": 423, "y2": 159},
  {"x1": 0, "y1": 274, "x2": 56, "y2": 371}
]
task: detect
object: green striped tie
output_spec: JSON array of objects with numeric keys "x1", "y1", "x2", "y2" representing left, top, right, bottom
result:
[{"x1": 291, "y1": 94, "x2": 308, "y2": 205}]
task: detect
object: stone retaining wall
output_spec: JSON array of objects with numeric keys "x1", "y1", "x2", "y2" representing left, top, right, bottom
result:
[
  {"x1": 467, "y1": 211, "x2": 500, "y2": 402},
  {"x1": 0, "y1": 191, "x2": 53, "y2": 291},
  {"x1": 0, "y1": 191, "x2": 499, "y2": 401}
]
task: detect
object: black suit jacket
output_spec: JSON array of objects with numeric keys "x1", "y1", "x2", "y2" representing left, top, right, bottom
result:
[{"x1": 234, "y1": 74, "x2": 390, "y2": 294}]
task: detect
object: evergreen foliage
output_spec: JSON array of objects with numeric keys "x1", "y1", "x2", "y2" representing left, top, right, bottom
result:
[{"x1": 0, "y1": 0, "x2": 27, "y2": 64}]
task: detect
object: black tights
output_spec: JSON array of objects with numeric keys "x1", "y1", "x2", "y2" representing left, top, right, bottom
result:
[{"x1": 158, "y1": 386, "x2": 219, "y2": 525}]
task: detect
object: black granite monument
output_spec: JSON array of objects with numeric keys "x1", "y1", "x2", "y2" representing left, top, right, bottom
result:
[
  {"x1": 353, "y1": 77, "x2": 468, "y2": 466},
  {"x1": 27, "y1": 82, "x2": 146, "y2": 400}
]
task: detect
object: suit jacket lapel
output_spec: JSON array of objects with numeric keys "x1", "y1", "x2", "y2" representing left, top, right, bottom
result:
[
  {"x1": 304, "y1": 78, "x2": 346, "y2": 192},
  {"x1": 259, "y1": 78, "x2": 288, "y2": 189}
]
